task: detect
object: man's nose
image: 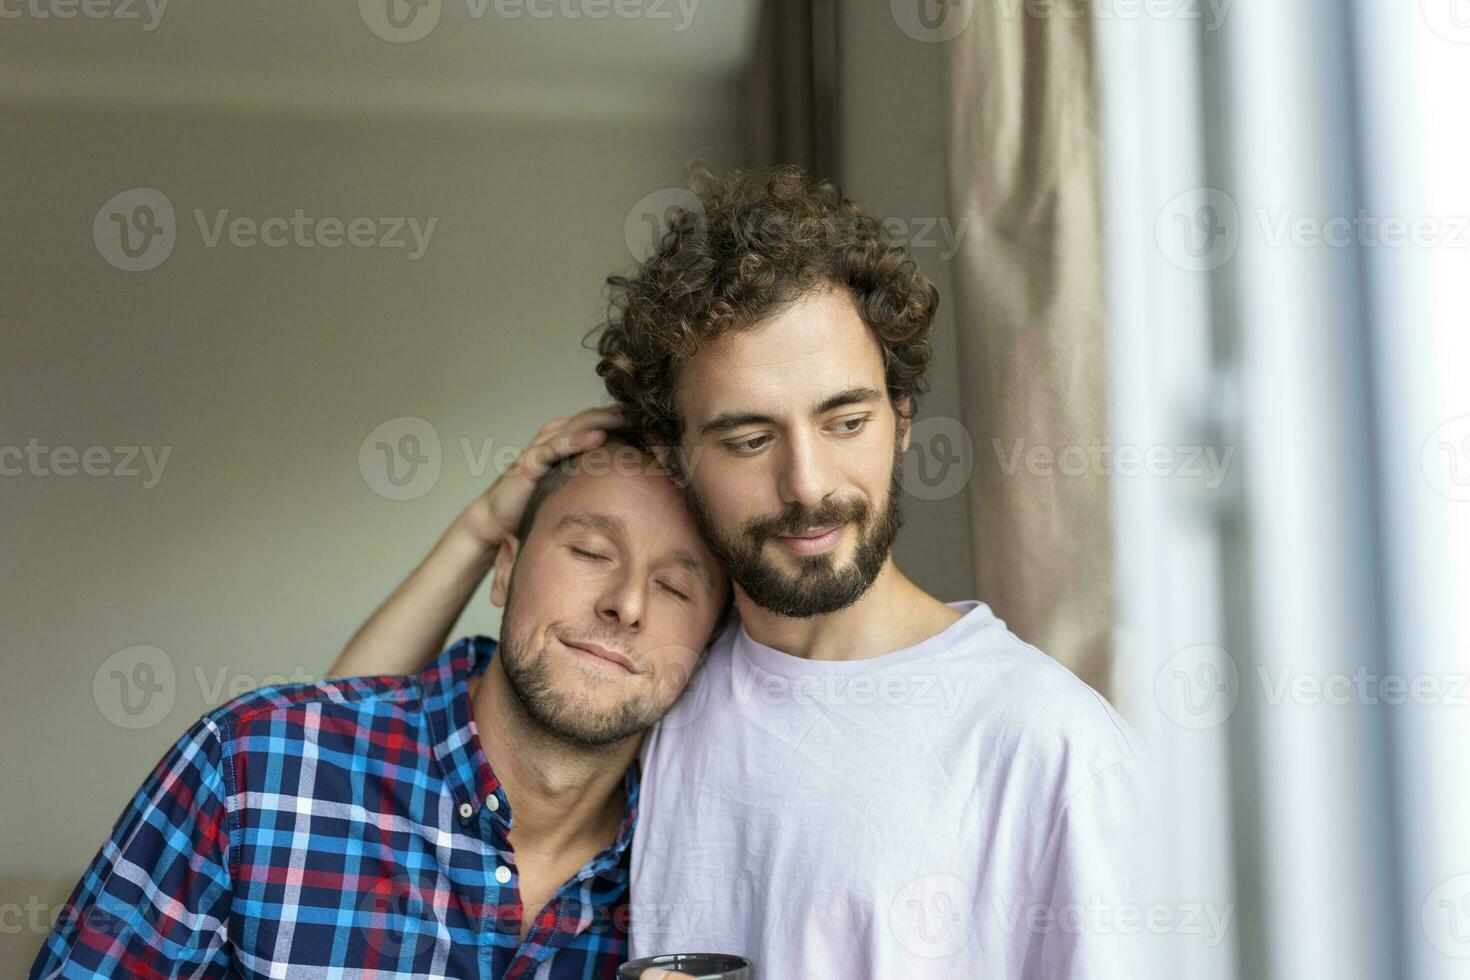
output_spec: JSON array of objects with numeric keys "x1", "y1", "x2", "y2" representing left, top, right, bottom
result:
[
  {"x1": 777, "y1": 427, "x2": 841, "y2": 511},
  {"x1": 596, "y1": 571, "x2": 644, "y2": 630}
]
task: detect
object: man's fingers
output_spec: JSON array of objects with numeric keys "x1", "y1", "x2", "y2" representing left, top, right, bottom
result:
[{"x1": 517, "y1": 428, "x2": 608, "y2": 479}]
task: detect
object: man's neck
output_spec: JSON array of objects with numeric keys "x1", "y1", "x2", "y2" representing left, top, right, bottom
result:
[
  {"x1": 735, "y1": 559, "x2": 964, "y2": 661},
  {"x1": 469, "y1": 658, "x2": 638, "y2": 856}
]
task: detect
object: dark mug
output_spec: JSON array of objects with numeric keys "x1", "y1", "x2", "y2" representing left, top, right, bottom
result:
[{"x1": 617, "y1": 952, "x2": 752, "y2": 979}]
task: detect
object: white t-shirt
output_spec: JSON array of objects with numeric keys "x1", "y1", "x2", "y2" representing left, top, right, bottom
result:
[{"x1": 629, "y1": 600, "x2": 1142, "y2": 979}]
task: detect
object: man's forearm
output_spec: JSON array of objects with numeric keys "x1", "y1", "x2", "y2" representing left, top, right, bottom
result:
[{"x1": 327, "y1": 515, "x2": 498, "y2": 678}]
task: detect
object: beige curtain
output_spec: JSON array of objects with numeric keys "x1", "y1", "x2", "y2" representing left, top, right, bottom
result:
[{"x1": 938, "y1": 5, "x2": 1114, "y2": 696}]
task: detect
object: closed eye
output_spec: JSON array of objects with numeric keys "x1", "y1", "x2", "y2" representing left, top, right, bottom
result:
[
  {"x1": 570, "y1": 547, "x2": 609, "y2": 562},
  {"x1": 658, "y1": 581, "x2": 691, "y2": 602}
]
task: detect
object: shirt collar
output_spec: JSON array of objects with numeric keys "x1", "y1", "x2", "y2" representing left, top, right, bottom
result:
[{"x1": 420, "y1": 635, "x2": 641, "y2": 854}]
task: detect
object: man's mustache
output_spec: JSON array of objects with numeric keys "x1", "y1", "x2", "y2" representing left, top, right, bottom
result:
[{"x1": 744, "y1": 497, "x2": 870, "y2": 541}]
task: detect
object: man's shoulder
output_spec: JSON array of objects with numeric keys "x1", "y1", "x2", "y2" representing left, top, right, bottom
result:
[
  {"x1": 943, "y1": 609, "x2": 1139, "y2": 775},
  {"x1": 200, "y1": 672, "x2": 422, "y2": 739}
]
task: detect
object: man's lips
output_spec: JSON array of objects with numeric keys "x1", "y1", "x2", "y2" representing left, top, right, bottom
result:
[
  {"x1": 772, "y1": 523, "x2": 846, "y2": 555},
  {"x1": 560, "y1": 638, "x2": 639, "y2": 674}
]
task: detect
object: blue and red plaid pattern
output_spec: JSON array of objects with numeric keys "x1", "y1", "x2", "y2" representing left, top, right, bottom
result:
[{"x1": 31, "y1": 636, "x2": 638, "y2": 979}]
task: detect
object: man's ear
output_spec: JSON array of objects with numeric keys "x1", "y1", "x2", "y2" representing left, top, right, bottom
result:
[
  {"x1": 895, "y1": 394, "x2": 914, "y2": 452},
  {"x1": 489, "y1": 535, "x2": 521, "y2": 608}
]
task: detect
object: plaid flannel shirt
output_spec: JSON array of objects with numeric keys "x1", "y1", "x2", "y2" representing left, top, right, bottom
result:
[{"x1": 31, "y1": 636, "x2": 638, "y2": 979}]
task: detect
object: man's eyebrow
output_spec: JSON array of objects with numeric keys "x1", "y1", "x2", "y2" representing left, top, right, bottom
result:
[
  {"x1": 699, "y1": 385, "x2": 886, "y2": 437},
  {"x1": 553, "y1": 513, "x2": 624, "y2": 536},
  {"x1": 811, "y1": 384, "x2": 884, "y2": 416}
]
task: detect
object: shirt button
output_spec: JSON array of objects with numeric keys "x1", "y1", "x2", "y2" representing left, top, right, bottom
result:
[
  {"x1": 485, "y1": 795, "x2": 500, "y2": 813},
  {"x1": 494, "y1": 865, "x2": 512, "y2": 884},
  {"x1": 458, "y1": 802, "x2": 474, "y2": 820}
]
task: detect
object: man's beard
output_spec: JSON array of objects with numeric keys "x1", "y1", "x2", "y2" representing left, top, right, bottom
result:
[
  {"x1": 687, "y1": 437, "x2": 904, "y2": 619},
  {"x1": 496, "y1": 579, "x2": 659, "y2": 752}
]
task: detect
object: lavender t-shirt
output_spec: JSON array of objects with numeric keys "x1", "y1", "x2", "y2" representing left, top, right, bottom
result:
[{"x1": 628, "y1": 601, "x2": 1142, "y2": 978}]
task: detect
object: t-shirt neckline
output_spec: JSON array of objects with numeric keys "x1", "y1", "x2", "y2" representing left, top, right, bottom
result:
[{"x1": 732, "y1": 599, "x2": 993, "y2": 679}]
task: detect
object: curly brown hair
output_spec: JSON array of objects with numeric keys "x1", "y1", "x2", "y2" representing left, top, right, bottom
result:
[{"x1": 590, "y1": 163, "x2": 939, "y2": 451}]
